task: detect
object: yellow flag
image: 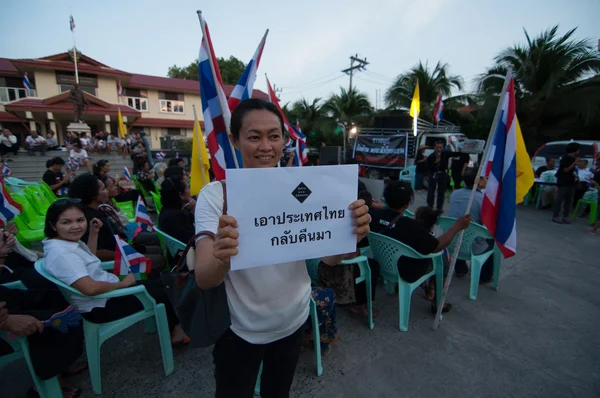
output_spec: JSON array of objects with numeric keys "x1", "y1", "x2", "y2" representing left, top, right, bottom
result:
[
  {"x1": 515, "y1": 118, "x2": 534, "y2": 204},
  {"x1": 409, "y1": 81, "x2": 420, "y2": 118},
  {"x1": 117, "y1": 109, "x2": 127, "y2": 139},
  {"x1": 190, "y1": 119, "x2": 211, "y2": 196}
]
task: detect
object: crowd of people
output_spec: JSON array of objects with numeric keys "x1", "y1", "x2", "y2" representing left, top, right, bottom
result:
[{"x1": 1, "y1": 98, "x2": 599, "y2": 397}]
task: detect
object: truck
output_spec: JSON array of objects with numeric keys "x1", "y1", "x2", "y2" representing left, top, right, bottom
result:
[{"x1": 352, "y1": 116, "x2": 482, "y2": 184}]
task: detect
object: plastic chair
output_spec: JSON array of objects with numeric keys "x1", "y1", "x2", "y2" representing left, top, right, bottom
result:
[
  {"x1": 39, "y1": 182, "x2": 58, "y2": 202},
  {"x1": 368, "y1": 232, "x2": 443, "y2": 332},
  {"x1": 150, "y1": 191, "x2": 162, "y2": 214},
  {"x1": 436, "y1": 216, "x2": 502, "y2": 300},
  {"x1": 254, "y1": 295, "x2": 323, "y2": 395},
  {"x1": 0, "y1": 281, "x2": 63, "y2": 398},
  {"x1": 572, "y1": 198, "x2": 598, "y2": 225},
  {"x1": 399, "y1": 166, "x2": 416, "y2": 188},
  {"x1": 34, "y1": 259, "x2": 174, "y2": 395},
  {"x1": 306, "y1": 255, "x2": 374, "y2": 330},
  {"x1": 12, "y1": 216, "x2": 46, "y2": 247},
  {"x1": 9, "y1": 194, "x2": 45, "y2": 230},
  {"x1": 154, "y1": 226, "x2": 184, "y2": 270},
  {"x1": 113, "y1": 199, "x2": 135, "y2": 220}
]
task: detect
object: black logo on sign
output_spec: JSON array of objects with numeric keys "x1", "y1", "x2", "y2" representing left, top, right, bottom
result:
[{"x1": 292, "y1": 182, "x2": 311, "y2": 203}]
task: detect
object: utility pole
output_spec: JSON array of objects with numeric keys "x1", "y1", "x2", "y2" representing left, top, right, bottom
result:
[
  {"x1": 342, "y1": 54, "x2": 369, "y2": 92},
  {"x1": 273, "y1": 84, "x2": 282, "y2": 101}
]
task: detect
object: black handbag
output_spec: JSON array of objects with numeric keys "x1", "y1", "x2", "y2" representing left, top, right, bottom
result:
[{"x1": 161, "y1": 182, "x2": 231, "y2": 347}]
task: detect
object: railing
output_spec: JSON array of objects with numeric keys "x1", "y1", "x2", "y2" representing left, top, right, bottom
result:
[{"x1": 0, "y1": 87, "x2": 37, "y2": 104}]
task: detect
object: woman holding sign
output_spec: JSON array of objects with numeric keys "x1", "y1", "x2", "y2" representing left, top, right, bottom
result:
[{"x1": 194, "y1": 99, "x2": 371, "y2": 398}]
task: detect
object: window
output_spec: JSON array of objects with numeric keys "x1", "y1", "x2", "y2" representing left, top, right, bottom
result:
[
  {"x1": 0, "y1": 87, "x2": 36, "y2": 103},
  {"x1": 126, "y1": 96, "x2": 148, "y2": 111},
  {"x1": 536, "y1": 143, "x2": 596, "y2": 159},
  {"x1": 158, "y1": 91, "x2": 185, "y2": 114},
  {"x1": 163, "y1": 128, "x2": 184, "y2": 136},
  {"x1": 59, "y1": 85, "x2": 97, "y2": 96}
]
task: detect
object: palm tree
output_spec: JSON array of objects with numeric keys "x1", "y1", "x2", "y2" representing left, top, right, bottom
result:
[
  {"x1": 479, "y1": 25, "x2": 600, "y2": 146},
  {"x1": 385, "y1": 61, "x2": 464, "y2": 118},
  {"x1": 323, "y1": 88, "x2": 373, "y2": 124},
  {"x1": 292, "y1": 98, "x2": 325, "y2": 135}
]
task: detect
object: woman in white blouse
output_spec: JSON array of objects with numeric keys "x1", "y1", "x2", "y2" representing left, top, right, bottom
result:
[{"x1": 42, "y1": 199, "x2": 188, "y2": 345}]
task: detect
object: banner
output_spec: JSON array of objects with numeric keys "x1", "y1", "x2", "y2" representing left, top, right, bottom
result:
[{"x1": 353, "y1": 135, "x2": 407, "y2": 167}]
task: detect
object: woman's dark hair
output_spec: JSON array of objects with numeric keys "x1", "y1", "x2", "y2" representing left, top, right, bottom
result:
[
  {"x1": 46, "y1": 157, "x2": 65, "y2": 168},
  {"x1": 462, "y1": 167, "x2": 477, "y2": 189},
  {"x1": 164, "y1": 166, "x2": 184, "y2": 180},
  {"x1": 72, "y1": 138, "x2": 82, "y2": 149},
  {"x1": 168, "y1": 158, "x2": 184, "y2": 167},
  {"x1": 69, "y1": 173, "x2": 100, "y2": 205},
  {"x1": 566, "y1": 142, "x2": 581, "y2": 153},
  {"x1": 414, "y1": 206, "x2": 441, "y2": 232},
  {"x1": 230, "y1": 98, "x2": 284, "y2": 140},
  {"x1": 44, "y1": 202, "x2": 85, "y2": 238},
  {"x1": 383, "y1": 181, "x2": 414, "y2": 209},
  {"x1": 135, "y1": 157, "x2": 149, "y2": 170},
  {"x1": 93, "y1": 159, "x2": 108, "y2": 176},
  {"x1": 358, "y1": 189, "x2": 373, "y2": 208},
  {"x1": 160, "y1": 176, "x2": 187, "y2": 209}
]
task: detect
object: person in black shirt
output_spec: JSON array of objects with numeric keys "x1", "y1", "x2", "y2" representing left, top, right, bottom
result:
[
  {"x1": 535, "y1": 157, "x2": 555, "y2": 178},
  {"x1": 449, "y1": 149, "x2": 470, "y2": 190},
  {"x1": 42, "y1": 157, "x2": 72, "y2": 196},
  {"x1": 158, "y1": 174, "x2": 196, "y2": 246},
  {"x1": 415, "y1": 145, "x2": 427, "y2": 191},
  {"x1": 552, "y1": 142, "x2": 580, "y2": 224},
  {"x1": 426, "y1": 142, "x2": 460, "y2": 211},
  {"x1": 369, "y1": 181, "x2": 470, "y2": 313}
]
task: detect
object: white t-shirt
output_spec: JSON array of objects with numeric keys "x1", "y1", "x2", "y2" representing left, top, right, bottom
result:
[
  {"x1": 25, "y1": 135, "x2": 46, "y2": 147},
  {"x1": 70, "y1": 149, "x2": 88, "y2": 159},
  {"x1": 577, "y1": 167, "x2": 594, "y2": 183},
  {"x1": 0, "y1": 134, "x2": 17, "y2": 147},
  {"x1": 42, "y1": 238, "x2": 120, "y2": 313},
  {"x1": 194, "y1": 181, "x2": 311, "y2": 344}
]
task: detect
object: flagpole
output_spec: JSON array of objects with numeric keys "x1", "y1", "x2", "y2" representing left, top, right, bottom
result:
[
  {"x1": 196, "y1": 10, "x2": 240, "y2": 169},
  {"x1": 432, "y1": 67, "x2": 513, "y2": 330},
  {"x1": 70, "y1": 17, "x2": 79, "y2": 85},
  {"x1": 192, "y1": 104, "x2": 208, "y2": 187}
]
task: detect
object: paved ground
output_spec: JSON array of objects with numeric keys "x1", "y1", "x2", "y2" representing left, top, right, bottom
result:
[{"x1": 2, "y1": 191, "x2": 600, "y2": 397}]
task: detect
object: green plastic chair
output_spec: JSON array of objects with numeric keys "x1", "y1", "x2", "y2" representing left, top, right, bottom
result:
[
  {"x1": 4, "y1": 177, "x2": 39, "y2": 188},
  {"x1": 572, "y1": 198, "x2": 598, "y2": 225},
  {"x1": 9, "y1": 195, "x2": 45, "y2": 230},
  {"x1": 399, "y1": 166, "x2": 416, "y2": 188},
  {"x1": 0, "y1": 281, "x2": 63, "y2": 398},
  {"x1": 150, "y1": 191, "x2": 162, "y2": 214},
  {"x1": 306, "y1": 254, "x2": 374, "y2": 330},
  {"x1": 112, "y1": 198, "x2": 135, "y2": 220},
  {"x1": 34, "y1": 259, "x2": 174, "y2": 395},
  {"x1": 39, "y1": 182, "x2": 59, "y2": 202},
  {"x1": 254, "y1": 295, "x2": 323, "y2": 395},
  {"x1": 22, "y1": 187, "x2": 51, "y2": 214},
  {"x1": 12, "y1": 216, "x2": 45, "y2": 247},
  {"x1": 368, "y1": 232, "x2": 443, "y2": 332},
  {"x1": 154, "y1": 226, "x2": 183, "y2": 270},
  {"x1": 436, "y1": 216, "x2": 502, "y2": 300}
]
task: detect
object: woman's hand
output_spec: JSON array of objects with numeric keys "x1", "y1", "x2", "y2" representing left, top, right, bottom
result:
[
  {"x1": 349, "y1": 199, "x2": 370, "y2": 243},
  {"x1": 119, "y1": 273, "x2": 137, "y2": 288},
  {"x1": 4, "y1": 315, "x2": 44, "y2": 336},
  {"x1": 89, "y1": 218, "x2": 103, "y2": 234},
  {"x1": 4, "y1": 221, "x2": 17, "y2": 236},
  {"x1": 0, "y1": 232, "x2": 16, "y2": 257},
  {"x1": 213, "y1": 215, "x2": 239, "y2": 270}
]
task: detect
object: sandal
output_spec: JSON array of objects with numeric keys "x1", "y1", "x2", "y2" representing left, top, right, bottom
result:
[
  {"x1": 552, "y1": 219, "x2": 564, "y2": 224},
  {"x1": 562, "y1": 219, "x2": 571, "y2": 224},
  {"x1": 430, "y1": 302, "x2": 453, "y2": 314}
]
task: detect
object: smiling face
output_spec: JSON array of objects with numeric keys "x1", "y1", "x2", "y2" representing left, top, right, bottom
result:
[
  {"x1": 232, "y1": 109, "x2": 283, "y2": 169},
  {"x1": 54, "y1": 207, "x2": 88, "y2": 242}
]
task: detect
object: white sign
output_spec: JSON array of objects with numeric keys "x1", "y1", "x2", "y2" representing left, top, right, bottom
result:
[{"x1": 226, "y1": 165, "x2": 358, "y2": 271}]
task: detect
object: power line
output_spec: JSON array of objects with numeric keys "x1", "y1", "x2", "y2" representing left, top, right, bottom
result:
[
  {"x1": 280, "y1": 75, "x2": 346, "y2": 96},
  {"x1": 363, "y1": 70, "x2": 397, "y2": 83},
  {"x1": 279, "y1": 71, "x2": 343, "y2": 89},
  {"x1": 342, "y1": 54, "x2": 369, "y2": 91},
  {"x1": 354, "y1": 75, "x2": 392, "y2": 87}
]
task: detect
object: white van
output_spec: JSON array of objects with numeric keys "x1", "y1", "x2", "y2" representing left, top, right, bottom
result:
[{"x1": 531, "y1": 140, "x2": 599, "y2": 171}]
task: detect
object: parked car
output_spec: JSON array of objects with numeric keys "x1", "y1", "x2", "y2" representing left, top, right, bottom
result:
[{"x1": 532, "y1": 140, "x2": 599, "y2": 171}]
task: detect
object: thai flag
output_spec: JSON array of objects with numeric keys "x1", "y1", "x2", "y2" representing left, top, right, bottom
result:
[
  {"x1": 266, "y1": 76, "x2": 308, "y2": 166},
  {"x1": 134, "y1": 196, "x2": 154, "y2": 232},
  {"x1": 2, "y1": 163, "x2": 11, "y2": 176},
  {"x1": 481, "y1": 78, "x2": 520, "y2": 258},
  {"x1": 69, "y1": 15, "x2": 75, "y2": 32},
  {"x1": 67, "y1": 157, "x2": 79, "y2": 171},
  {"x1": 155, "y1": 151, "x2": 165, "y2": 161},
  {"x1": 117, "y1": 81, "x2": 123, "y2": 97},
  {"x1": 123, "y1": 166, "x2": 132, "y2": 182},
  {"x1": 57, "y1": 186, "x2": 69, "y2": 197},
  {"x1": 0, "y1": 179, "x2": 22, "y2": 227},
  {"x1": 175, "y1": 152, "x2": 179, "y2": 159},
  {"x1": 22, "y1": 73, "x2": 32, "y2": 91},
  {"x1": 284, "y1": 135, "x2": 293, "y2": 151},
  {"x1": 198, "y1": 14, "x2": 240, "y2": 181},
  {"x1": 433, "y1": 92, "x2": 443, "y2": 125},
  {"x1": 113, "y1": 235, "x2": 152, "y2": 276},
  {"x1": 227, "y1": 30, "x2": 268, "y2": 111}
]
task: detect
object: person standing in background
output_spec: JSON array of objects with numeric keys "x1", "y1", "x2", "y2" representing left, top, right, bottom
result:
[
  {"x1": 426, "y1": 142, "x2": 460, "y2": 212},
  {"x1": 414, "y1": 145, "x2": 427, "y2": 191},
  {"x1": 0, "y1": 129, "x2": 18, "y2": 162},
  {"x1": 552, "y1": 142, "x2": 580, "y2": 224},
  {"x1": 449, "y1": 146, "x2": 470, "y2": 190}
]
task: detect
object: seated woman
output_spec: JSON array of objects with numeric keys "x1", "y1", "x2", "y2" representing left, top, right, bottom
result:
[
  {"x1": 68, "y1": 174, "x2": 164, "y2": 274},
  {"x1": 0, "y1": 222, "x2": 49, "y2": 289},
  {"x1": 153, "y1": 162, "x2": 168, "y2": 186},
  {"x1": 134, "y1": 157, "x2": 156, "y2": 194},
  {"x1": 93, "y1": 159, "x2": 140, "y2": 205},
  {"x1": 303, "y1": 286, "x2": 338, "y2": 356},
  {"x1": 43, "y1": 157, "x2": 72, "y2": 197},
  {"x1": 0, "y1": 231, "x2": 85, "y2": 398},
  {"x1": 369, "y1": 181, "x2": 470, "y2": 313},
  {"x1": 41, "y1": 199, "x2": 188, "y2": 345}
]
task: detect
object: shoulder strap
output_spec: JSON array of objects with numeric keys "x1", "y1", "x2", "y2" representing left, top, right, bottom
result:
[
  {"x1": 378, "y1": 213, "x2": 404, "y2": 234},
  {"x1": 173, "y1": 181, "x2": 228, "y2": 272}
]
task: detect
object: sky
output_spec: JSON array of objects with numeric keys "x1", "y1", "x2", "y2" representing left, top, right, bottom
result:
[{"x1": 1, "y1": 0, "x2": 598, "y2": 108}]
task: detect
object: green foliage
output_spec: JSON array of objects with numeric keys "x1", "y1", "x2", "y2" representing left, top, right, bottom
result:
[{"x1": 167, "y1": 56, "x2": 246, "y2": 85}]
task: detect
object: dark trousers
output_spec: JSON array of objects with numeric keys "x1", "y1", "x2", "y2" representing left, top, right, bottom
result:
[
  {"x1": 354, "y1": 259, "x2": 380, "y2": 306},
  {"x1": 82, "y1": 280, "x2": 178, "y2": 329},
  {"x1": 213, "y1": 325, "x2": 305, "y2": 398},
  {"x1": 0, "y1": 143, "x2": 18, "y2": 156},
  {"x1": 414, "y1": 171, "x2": 425, "y2": 190},
  {"x1": 553, "y1": 186, "x2": 575, "y2": 218},
  {"x1": 451, "y1": 169, "x2": 463, "y2": 189},
  {"x1": 0, "y1": 266, "x2": 55, "y2": 290},
  {"x1": 455, "y1": 258, "x2": 494, "y2": 281},
  {"x1": 427, "y1": 172, "x2": 449, "y2": 210}
]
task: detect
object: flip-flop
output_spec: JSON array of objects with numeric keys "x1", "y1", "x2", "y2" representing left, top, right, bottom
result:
[
  {"x1": 63, "y1": 362, "x2": 88, "y2": 378},
  {"x1": 552, "y1": 219, "x2": 564, "y2": 224},
  {"x1": 172, "y1": 336, "x2": 191, "y2": 346},
  {"x1": 562, "y1": 219, "x2": 571, "y2": 224}
]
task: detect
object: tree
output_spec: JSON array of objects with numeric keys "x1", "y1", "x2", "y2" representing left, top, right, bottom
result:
[
  {"x1": 292, "y1": 98, "x2": 325, "y2": 137},
  {"x1": 385, "y1": 61, "x2": 464, "y2": 118},
  {"x1": 323, "y1": 88, "x2": 373, "y2": 124},
  {"x1": 167, "y1": 56, "x2": 246, "y2": 85},
  {"x1": 478, "y1": 25, "x2": 600, "y2": 148}
]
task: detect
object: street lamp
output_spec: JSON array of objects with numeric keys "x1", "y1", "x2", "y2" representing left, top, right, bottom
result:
[{"x1": 338, "y1": 122, "x2": 358, "y2": 164}]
